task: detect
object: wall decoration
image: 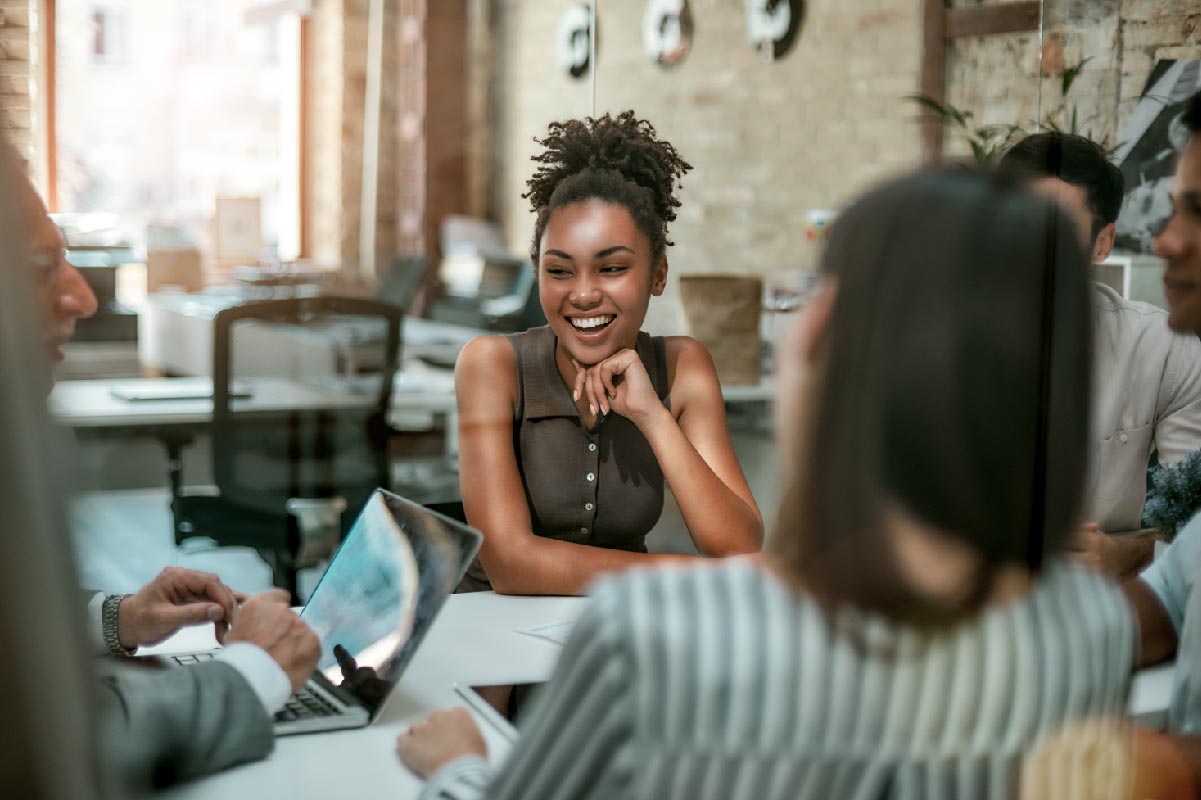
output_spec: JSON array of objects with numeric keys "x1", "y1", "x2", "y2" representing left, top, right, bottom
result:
[
  {"x1": 556, "y1": 3, "x2": 594, "y2": 80},
  {"x1": 746, "y1": 0, "x2": 803, "y2": 60},
  {"x1": 643, "y1": 0, "x2": 693, "y2": 69},
  {"x1": 1114, "y1": 60, "x2": 1201, "y2": 254}
]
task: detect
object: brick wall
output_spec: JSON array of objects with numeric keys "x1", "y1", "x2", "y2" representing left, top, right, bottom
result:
[
  {"x1": 945, "y1": 0, "x2": 1201, "y2": 156},
  {"x1": 0, "y1": 0, "x2": 34, "y2": 164},
  {"x1": 487, "y1": 0, "x2": 925, "y2": 331}
]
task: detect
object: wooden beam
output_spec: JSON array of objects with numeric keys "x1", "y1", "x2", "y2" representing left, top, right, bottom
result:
[
  {"x1": 919, "y1": 0, "x2": 946, "y2": 165},
  {"x1": 299, "y1": 15, "x2": 311, "y2": 259},
  {"x1": 946, "y1": 1, "x2": 1040, "y2": 39},
  {"x1": 44, "y1": 0, "x2": 58, "y2": 212}
]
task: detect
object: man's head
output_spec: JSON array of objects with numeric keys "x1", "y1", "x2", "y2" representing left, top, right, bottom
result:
[
  {"x1": 1157, "y1": 91, "x2": 1201, "y2": 333},
  {"x1": 998, "y1": 132, "x2": 1124, "y2": 264},
  {"x1": 16, "y1": 173, "x2": 98, "y2": 368}
]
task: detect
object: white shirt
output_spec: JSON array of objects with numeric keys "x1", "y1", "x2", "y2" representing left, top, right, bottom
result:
[
  {"x1": 1086, "y1": 283, "x2": 1201, "y2": 533},
  {"x1": 88, "y1": 592, "x2": 291, "y2": 714},
  {"x1": 1141, "y1": 512, "x2": 1201, "y2": 635}
]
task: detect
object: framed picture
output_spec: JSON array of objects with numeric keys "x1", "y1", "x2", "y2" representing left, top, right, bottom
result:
[{"x1": 1114, "y1": 59, "x2": 1201, "y2": 254}]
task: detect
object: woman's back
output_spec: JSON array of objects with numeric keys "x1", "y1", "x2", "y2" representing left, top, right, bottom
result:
[{"x1": 472, "y1": 559, "x2": 1133, "y2": 800}]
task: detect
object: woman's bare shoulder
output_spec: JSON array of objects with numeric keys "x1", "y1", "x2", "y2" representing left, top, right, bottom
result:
[
  {"x1": 661, "y1": 335, "x2": 720, "y2": 398},
  {"x1": 455, "y1": 335, "x2": 519, "y2": 412}
]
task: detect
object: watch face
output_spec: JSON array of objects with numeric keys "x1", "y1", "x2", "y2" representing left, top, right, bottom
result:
[
  {"x1": 556, "y1": 3, "x2": 594, "y2": 79},
  {"x1": 747, "y1": 0, "x2": 804, "y2": 60},
  {"x1": 644, "y1": 0, "x2": 694, "y2": 69}
]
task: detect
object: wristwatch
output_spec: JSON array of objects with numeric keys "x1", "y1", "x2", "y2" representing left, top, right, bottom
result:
[{"x1": 101, "y1": 594, "x2": 138, "y2": 657}]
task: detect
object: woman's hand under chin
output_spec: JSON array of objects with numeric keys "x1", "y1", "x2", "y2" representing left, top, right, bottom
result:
[
  {"x1": 572, "y1": 349, "x2": 667, "y2": 429},
  {"x1": 396, "y1": 707, "x2": 488, "y2": 779}
]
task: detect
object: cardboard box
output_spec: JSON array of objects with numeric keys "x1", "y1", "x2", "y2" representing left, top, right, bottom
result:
[{"x1": 146, "y1": 247, "x2": 204, "y2": 293}]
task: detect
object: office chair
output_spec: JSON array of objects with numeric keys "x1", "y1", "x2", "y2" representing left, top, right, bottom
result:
[
  {"x1": 171, "y1": 296, "x2": 402, "y2": 602},
  {"x1": 376, "y1": 255, "x2": 428, "y2": 313}
]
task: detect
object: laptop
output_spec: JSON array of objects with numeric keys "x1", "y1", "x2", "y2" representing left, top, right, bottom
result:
[{"x1": 159, "y1": 489, "x2": 482, "y2": 735}]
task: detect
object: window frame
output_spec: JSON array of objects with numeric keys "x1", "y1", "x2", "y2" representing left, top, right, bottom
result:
[{"x1": 41, "y1": 0, "x2": 311, "y2": 259}]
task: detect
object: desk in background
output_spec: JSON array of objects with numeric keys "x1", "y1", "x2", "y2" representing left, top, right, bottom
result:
[
  {"x1": 139, "y1": 291, "x2": 483, "y2": 377},
  {"x1": 51, "y1": 366, "x2": 462, "y2": 502}
]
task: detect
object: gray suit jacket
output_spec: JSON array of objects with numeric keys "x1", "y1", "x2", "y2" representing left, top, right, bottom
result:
[{"x1": 96, "y1": 658, "x2": 274, "y2": 788}]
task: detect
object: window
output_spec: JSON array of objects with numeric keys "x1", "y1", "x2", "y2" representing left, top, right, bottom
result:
[
  {"x1": 54, "y1": 0, "x2": 302, "y2": 264},
  {"x1": 90, "y1": 3, "x2": 127, "y2": 64}
]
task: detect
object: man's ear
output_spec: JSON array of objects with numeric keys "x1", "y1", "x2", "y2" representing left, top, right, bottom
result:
[
  {"x1": 801, "y1": 279, "x2": 838, "y2": 364},
  {"x1": 1091, "y1": 222, "x2": 1116, "y2": 264},
  {"x1": 651, "y1": 257, "x2": 669, "y2": 296}
]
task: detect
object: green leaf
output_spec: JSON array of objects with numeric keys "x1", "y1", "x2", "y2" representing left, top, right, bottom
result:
[
  {"x1": 905, "y1": 94, "x2": 971, "y2": 128},
  {"x1": 969, "y1": 140, "x2": 989, "y2": 165},
  {"x1": 1062, "y1": 56, "x2": 1092, "y2": 96}
]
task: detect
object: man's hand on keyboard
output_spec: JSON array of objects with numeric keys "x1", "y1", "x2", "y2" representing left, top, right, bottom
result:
[
  {"x1": 118, "y1": 566, "x2": 244, "y2": 650},
  {"x1": 225, "y1": 591, "x2": 321, "y2": 692}
]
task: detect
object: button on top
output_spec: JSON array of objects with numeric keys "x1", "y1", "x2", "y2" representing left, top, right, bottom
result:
[
  {"x1": 586, "y1": 472, "x2": 595, "y2": 482},
  {"x1": 580, "y1": 527, "x2": 589, "y2": 535},
  {"x1": 588, "y1": 443, "x2": 597, "y2": 452},
  {"x1": 585, "y1": 502, "x2": 594, "y2": 511},
  {"x1": 1119, "y1": 432, "x2": 1129, "y2": 443}
]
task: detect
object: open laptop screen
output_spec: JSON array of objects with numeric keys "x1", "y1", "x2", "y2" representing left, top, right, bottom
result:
[{"x1": 299, "y1": 489, "x2": 481, "y2": 716}]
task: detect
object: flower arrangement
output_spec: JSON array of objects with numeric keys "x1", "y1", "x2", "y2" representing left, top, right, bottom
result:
[{"x1": 1142, "y1": 450, "x2": 1201, "y2": 541}]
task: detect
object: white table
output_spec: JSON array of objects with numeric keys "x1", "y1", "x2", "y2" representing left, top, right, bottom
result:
[
  {"x1": 1131, "y1": 662, "x2": 1175, "y2": 730},
  {"x1": 153, "y1": 592, "x2": 588, "y2": 799},
  {"x1": 51, "y1": 367, "x2": 458, "y2": 431}
]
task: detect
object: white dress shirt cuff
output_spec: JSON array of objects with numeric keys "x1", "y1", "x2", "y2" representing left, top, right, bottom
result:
[
  {"x1": 88, "y1": 591, "x2": 108, "y2": 653},
  {"x1": 419, "y1": 755, "x2": 493, "y2": 800},
  {"x1": 215, "y1": 642, "x2": 293, "y2": 714}
]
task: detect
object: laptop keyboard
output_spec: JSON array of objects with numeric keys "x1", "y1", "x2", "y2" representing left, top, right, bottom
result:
[
  {"x1": 170, "y1": 651, "x2": 343, "y2": 723},
  {"x1": 275, "y1": 685, "x2": 343, "y2": 722}
]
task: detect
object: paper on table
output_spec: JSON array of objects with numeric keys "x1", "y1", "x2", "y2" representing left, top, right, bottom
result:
[{"x1": 514, "y1": 620, "x2": 576, "y2": 646}]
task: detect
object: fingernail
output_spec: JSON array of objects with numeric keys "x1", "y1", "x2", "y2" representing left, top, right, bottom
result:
[
  {"x1": 589, "y1": 404, "x2": 596, "y2": 415},
  {"x1": 207, "y1": 606, "x2": 223, "y2": 621},
  {"x1": 573, "y1": 390, "x2": 579, "y2": 401}
]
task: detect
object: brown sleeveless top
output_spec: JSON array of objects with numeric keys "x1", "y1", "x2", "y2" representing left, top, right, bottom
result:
[{"x1": 458, "y1": 325, "x2": 672, "y2": 591}]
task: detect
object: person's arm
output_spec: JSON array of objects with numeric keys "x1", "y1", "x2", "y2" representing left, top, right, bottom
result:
[
  {"x1": 1072, "y1": 525, "x2": 1163, "y2": 580},
  {"x1": 585, "y1": 337, "x2": 762, "y2": 556},
  {"x1": 96, "y1": 592, "x2": 319, "y2": 788},
  {"x1": 87, "y1": 567, "x2": 245, "y2": 655},
  {"x1": 1130, "y1": 728, "x2": 1201, "y2": 798},
  {"x1": 98, "y1": 659, "x2": 275, "y2": 787},
  {"x1": 456, "y1": 336, "x2": 687, "y2": 596},
  {"x1": 1123, "y1": 515, "x2": 1201, "y2": 666},
  {"x1": 1124, "y1": 577, "x2": 1179, "y2": 668},
  {"x1": 401, "y1": 587, "x2": 635, "y2": 800}
]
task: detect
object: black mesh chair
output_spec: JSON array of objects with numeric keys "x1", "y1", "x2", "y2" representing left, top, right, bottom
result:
[{"x1": 172, "y1": 296, "x2": 403, "y2": 602}]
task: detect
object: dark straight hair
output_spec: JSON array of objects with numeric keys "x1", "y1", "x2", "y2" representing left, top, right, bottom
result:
[
  {"x1": 770, "y1": 169, "x2": 1091, "y2": 623},
  {"x1": 997, "y1": 131, "x2": 1124, "y2": 241}
]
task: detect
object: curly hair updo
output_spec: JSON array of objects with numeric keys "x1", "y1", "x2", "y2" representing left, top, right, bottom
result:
[{"x1": 523, "y1": 110, "x2": 692, "y2": 265}]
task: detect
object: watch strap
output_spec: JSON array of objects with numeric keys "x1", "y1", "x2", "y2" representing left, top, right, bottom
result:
[{"x1": 101, "y1": 594, "x2": 138, "y2": 657}]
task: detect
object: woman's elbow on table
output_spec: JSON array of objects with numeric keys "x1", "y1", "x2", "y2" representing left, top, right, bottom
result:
[{"x1": 698, "y1": 506, "x2": 765, "y2": 557}]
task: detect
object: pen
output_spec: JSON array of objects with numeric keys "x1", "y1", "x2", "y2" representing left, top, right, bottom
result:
[{"x1": 453, "y1": 683, "x2": 518, "y2": 745}]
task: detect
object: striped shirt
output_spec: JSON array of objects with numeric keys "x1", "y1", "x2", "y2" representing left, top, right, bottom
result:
[{"x1": 422, "y1": 558, "x2": 1134, "y2": 800}]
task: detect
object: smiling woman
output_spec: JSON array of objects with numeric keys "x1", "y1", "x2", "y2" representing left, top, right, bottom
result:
[{"x1": 454, "y1": 111, "x2": 763, "y2": 596}]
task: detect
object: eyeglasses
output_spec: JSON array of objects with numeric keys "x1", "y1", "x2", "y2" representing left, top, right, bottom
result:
[{"x1": 29, "y1": 244, "x2": 67, "y2": 289}]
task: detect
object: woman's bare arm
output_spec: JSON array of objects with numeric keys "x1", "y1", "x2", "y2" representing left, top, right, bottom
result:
[{"x1": 625, "y1": 337, "x2": 763, "y2": 555}]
